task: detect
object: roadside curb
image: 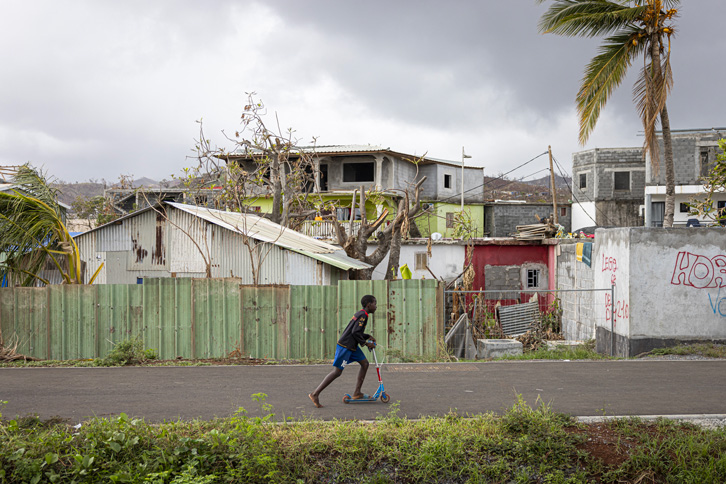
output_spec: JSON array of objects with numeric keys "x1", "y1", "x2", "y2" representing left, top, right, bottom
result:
[{"x1": 576, "y1": 414, "x2": 726, "y2": 429}]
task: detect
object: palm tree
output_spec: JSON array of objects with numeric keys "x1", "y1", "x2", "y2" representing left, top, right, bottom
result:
[
  {"x1": 0, "y1": 164, "x2": 98, "y2": 286},
  {"x1": 538, "y1": 0, "x2": 679, "y2": 226}
]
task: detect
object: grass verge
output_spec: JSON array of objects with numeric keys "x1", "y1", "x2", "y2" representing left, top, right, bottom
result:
[
  {"x1": 1, "y1": 395, "x2": 725, "y2": 483},
  {"x1": 644, "y1": 342, "x2": 726, "y2": 359}
]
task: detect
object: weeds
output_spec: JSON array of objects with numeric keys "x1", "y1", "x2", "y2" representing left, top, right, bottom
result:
[
  {"x1": 2, "y1": 394, "x2": 724, "y2": 483},
  {"x1": 498, "y1": 342, "x2": 607, "y2": 361},
  {"x1": 647, "y1": 342, "x2": 726, "y2": 358},
  {"x1": 96, "y1": 337, "x2": 158, "y2": 366}
]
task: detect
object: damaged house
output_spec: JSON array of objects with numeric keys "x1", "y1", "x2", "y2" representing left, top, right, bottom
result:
[{"x1": 71, "y1": 201, "x2": 370, "y2": 285}]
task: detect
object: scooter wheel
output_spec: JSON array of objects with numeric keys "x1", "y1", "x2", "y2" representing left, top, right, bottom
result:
[
  {"x1": 342, "y1": 395, "x2": 350, "y2": 404},
  {"x1": 381, "y1": 393, "x2": 390, "y2": 403}
]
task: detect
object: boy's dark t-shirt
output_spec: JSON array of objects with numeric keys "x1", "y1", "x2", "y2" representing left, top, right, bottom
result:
[{"x1": 337, "y1": 309, "x2": 372, "y2": 350}]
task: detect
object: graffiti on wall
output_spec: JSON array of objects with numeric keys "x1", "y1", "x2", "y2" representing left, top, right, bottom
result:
[
  {"x1": 671, "y1": 251, "x2": 726, "y2": 317},
  {"x1": 602, "y1": 253, "x2": 628, "y2": 325}
]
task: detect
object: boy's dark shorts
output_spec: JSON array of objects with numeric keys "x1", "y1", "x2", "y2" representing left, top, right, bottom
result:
[{"x1": 332, "y1": 344, "x2": 366, "y2": 370}]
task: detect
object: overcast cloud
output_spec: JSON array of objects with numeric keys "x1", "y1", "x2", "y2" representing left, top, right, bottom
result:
[{"x1": 1, "y1": 0, "x2": 723, "y2": 184}]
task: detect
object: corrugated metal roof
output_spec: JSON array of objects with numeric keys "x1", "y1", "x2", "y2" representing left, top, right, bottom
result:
[
  {"x1": 225, "y1": 144, "x2": 465, "y2": 167},
  {"x1": 167, "y1": 202, "x2": 370, "y2": 271}
]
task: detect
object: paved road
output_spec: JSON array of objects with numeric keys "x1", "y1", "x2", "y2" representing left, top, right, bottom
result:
[{"x1": 2, "y1": 360, "x2": 726, "y2": 424}]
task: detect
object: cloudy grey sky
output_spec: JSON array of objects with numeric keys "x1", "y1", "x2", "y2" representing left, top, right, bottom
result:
[{"x1": 1, "y1": 1, "x2": 723, "y2": 184}]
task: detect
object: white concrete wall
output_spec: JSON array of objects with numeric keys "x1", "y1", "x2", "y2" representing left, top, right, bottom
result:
[
  {"x1": 594, "y1": 227, "x2": 726, "y2": 356},
  {"x1": 368, "y1": 242, "x2": 465, "y2": 281},
  {"x1": 572, "y1": 201, "x2": 596, "y2": 232},
  {"x1": 630, "y1": 229, "x2": 726, "y2": 338},
  {"x1": 594, "y1": 229, "x2": 631, "y2": 354}
]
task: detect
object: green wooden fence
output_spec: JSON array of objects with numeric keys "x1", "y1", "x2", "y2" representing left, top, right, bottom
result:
[{"x1": 0, "y1": 279, "x2": 444, "y2": 361}]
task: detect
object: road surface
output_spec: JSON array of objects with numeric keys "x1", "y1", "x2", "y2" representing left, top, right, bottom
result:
[{"x1": 2, "y1": 359, "x2": 725, "y2": 424}]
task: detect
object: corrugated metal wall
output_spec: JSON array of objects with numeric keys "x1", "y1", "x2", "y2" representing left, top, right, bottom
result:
[
  {"x1": 0, "y1": 279, "x2": 443, "y2": 361},
  {"x1": 73, "y1": 208, "x2": 334, "y2": 285}
]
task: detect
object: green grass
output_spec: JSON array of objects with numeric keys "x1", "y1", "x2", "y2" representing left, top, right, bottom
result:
[
  {"x1": 1, "y1": 395, "x2": 725, "y2": 483},
  {"x1": 497, "y1": 340, "x2": 608, "y2": 361},
  {"x1": 3, "y1": 340, "x2": 725, "y2": 368},
  {"x1": 646, "y1": 343, "x2": 726, "y2": 358}
]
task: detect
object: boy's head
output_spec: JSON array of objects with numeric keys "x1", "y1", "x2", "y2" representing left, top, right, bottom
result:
[{"x1": 361, "y1": 295, "x2": 377, "y2": 314}]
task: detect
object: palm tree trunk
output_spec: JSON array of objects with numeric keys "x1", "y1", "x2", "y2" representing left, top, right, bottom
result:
[{"x1": 661, "y1": 104, "x2": 676, "y2": 227}]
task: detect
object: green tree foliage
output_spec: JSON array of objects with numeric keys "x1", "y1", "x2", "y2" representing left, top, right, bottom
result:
[
  {"x1": 0, "y1": 164, "x2": 98, "y2": 286},
  {"x1": 689, "y1": 139, "x2": 726, "y2": 224},
  {"x1": 538, "y1": 0, "x2": 680, "y2": 226},
  {"x1": 71, "y1": 195, "x2": 119, "y2": 230}
]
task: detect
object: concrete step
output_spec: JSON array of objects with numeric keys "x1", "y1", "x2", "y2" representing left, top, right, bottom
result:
[{"x1": 477, "y1": 339, "x2": 523, "y2": 359}]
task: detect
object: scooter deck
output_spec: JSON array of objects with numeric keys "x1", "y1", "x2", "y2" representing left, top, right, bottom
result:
[{"x1": 342, "y1": 390, "x2": 390, "y2": 404}]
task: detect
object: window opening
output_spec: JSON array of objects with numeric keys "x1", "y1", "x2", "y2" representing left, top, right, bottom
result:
[
  {"x1": 679, "y1": 203, "x2": 690, "y2": 213},
  {"x1": 444, "y1": 174, "x2": 452, "y2": 189},
  {"x1": 701, "y1": 148, "x2": 713, "y2": 178},
  {"x1": 579, "y1": 173, "x2": 587, "y2": 189},
  {"x1": 320, "y1": 164, "x2": 328, "y2": 191},
  {"x1": 560, "y1": 207, "x2": 567, "y2": 217},
  {"x1": 526, "y1": 269, "x2": 540, "y2": 289},
  {"x1": 613, "y1": 172, "x2": 630, "y2": 191},
  {"x1": 446, "y1": 212, "x2": 455, "y2": 228},
  {"x1": 336, "y1": 207, "x2": 361, "y2": 221},
  {"x1": 343, "y1": 162, "x2": 375, "y2": 182},
  {"x1": 414, "y1": 252, "x2": 428, "y2": 271}
]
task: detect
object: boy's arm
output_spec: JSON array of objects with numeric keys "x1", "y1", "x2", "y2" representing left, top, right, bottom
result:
[{"x1": 351, "y1": 317, "x2": 374, "y2": 346}]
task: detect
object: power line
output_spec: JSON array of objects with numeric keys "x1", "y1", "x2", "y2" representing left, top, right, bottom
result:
[
  {"x1": 438, "y1": 151, "x2": 549, "y2": 204},
  {"x1": 552, "y1": 154, "x2": 613, "y2": 227}
]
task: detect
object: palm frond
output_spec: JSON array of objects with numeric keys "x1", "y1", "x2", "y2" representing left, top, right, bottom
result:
[
  {"x1": 11, "y1": 164, "x2": 63, "y2": 216},
  {"x1": 576, "y1": 29, "x2": 646, "y2": 144},
  {"x1": 0, "y1": 166, "x2": 83, "y2": 286},
  {"x1": 633, "y1": 44, "x2": 673, "y2": 174},
  {"x1": 539, "y1": 0, "x2": 648, "y2": 37}
]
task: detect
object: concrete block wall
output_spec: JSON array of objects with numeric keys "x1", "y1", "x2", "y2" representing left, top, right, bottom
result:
[
  {"x1": 595, "y1": 200, "x2": 643, "y2": 227},
  {"x1": 484, "y1": 265, "x2": 521, "y2": 294},
  {"x1": 556, "y1": 242, "x2": 598, "y2": 341},
  {"x1": 486, "y1": 203, "x2": 572, "y2": 237},
  {"x1": 648, "y1": 131, "x2": 725, "y2": 186},
  {"x1": 572, "y1": 150, "x2": 597, "y2": 201}
]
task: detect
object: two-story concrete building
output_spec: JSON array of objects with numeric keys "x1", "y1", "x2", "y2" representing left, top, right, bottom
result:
[
  {"x1": 645, "y1": 128, "x2": 726, "y2": 227},
  {"x1": 570, "y1": 147, "x2": 645, "y2": 232},
  {"x1": 571, "y1": 128, "x2": 726, "y2": 230}
]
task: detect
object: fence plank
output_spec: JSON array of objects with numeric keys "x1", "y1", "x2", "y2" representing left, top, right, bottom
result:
[{"x1": 0, "y1": 279, "x2": 443, "y2": 361}]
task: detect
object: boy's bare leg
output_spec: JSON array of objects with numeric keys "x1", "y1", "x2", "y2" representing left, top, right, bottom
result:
[
  {"x1": 309, "y1": 367, "x2": 343, "y2": 408},
  {"x1": 352, "y1": 359, "x2": 369, "y2": 398}
]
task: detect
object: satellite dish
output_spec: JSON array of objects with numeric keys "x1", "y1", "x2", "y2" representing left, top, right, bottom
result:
[{"x1": 431, "y1": 232, "x2": 443, "y2": 241}]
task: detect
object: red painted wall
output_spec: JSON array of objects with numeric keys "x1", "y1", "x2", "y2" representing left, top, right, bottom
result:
[{"x1": 470, "y1": 244, "x2": 550, "y2": 291}]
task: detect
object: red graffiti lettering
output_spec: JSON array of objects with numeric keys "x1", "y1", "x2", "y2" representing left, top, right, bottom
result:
[
  {"x1": 604, "y1": 293, "x2": 629, "y2": 324},
  {"x1": 602, "y1": 254, "x2": 618, "y2": 273},
  {"x1": 602, "y1": 254, "x2": 618, "y2": 284},
  {"x1": 671, "y1": 252, "x2": 726, "y2": 289}
]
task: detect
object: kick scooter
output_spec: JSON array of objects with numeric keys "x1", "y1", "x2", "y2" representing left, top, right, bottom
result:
[{"x1": 342, "y1": 342, "x2": 390, "y2": 404}]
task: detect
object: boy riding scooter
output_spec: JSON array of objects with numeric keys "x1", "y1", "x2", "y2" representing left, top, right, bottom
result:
[{"x1": 308, "y1": 295, "x2": 377, "y2": 408}]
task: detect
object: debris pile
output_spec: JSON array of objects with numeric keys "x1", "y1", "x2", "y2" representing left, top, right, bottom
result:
[
  {"x1": 514, "y1": 223, "x2": 560, "y2": 240},
  {"x1": 0, "y1": 335, "x2": 39, "y2": 362}
]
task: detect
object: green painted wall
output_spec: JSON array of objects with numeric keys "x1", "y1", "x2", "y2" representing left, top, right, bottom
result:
[
  {"x1": 416, "y1": 203, "x2": 485, "y2": 238},
  {"x1": 0, "y1": 279, "x2": 444, "y2": 361}
]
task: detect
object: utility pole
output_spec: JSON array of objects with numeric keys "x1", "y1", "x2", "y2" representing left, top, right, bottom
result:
[
  {"x1": 461, "y1": 147, "x2": 472, "y2": 212},
  {"x1": 548, "y1": 145, "x2": 558, "y2": 225}
]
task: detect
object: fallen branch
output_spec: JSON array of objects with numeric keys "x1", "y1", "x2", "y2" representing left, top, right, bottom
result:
[{"x1": 0, "y1": 334, "x2": 40, "y2": 362}]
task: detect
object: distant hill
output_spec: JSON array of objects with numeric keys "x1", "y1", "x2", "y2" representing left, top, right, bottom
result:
[
  {"x1": 52, "y1": 181, "x2": 106, "y2": 207},
  {"x1": 481, "y1": 175, "x2": 571, "y2": 202},
  {"x1": 52, "y1": 177, "x2": 177, "y2": 208},
  {"x1": 523, "y1": 174, "x2": 572, "y2": 190}
]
